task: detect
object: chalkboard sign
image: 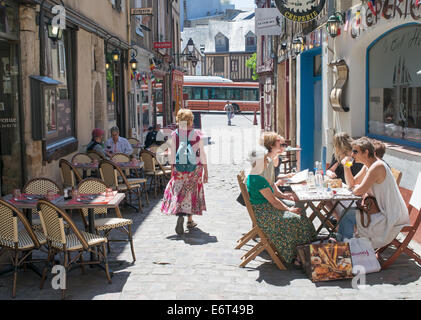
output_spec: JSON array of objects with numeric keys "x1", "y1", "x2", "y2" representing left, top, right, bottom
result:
[{"x1": 192, "y1": 111, "x2": 202, "y2": 129}]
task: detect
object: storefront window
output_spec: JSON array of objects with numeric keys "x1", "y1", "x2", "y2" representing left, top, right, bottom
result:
[
  {"x1": 0, "y1": 4, "x2": 18, "y2": 37},
  {"x1": 44, "y1": 27, "x2": 76, "y2": 145},
  {"x1": 368, "y1": 24, "x2": 421, "y2": 146},
  {"x1": 0, "y1": 42, "x2": 22, "y2": 195}
]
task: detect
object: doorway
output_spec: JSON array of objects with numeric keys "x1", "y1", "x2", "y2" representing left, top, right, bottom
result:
[
  {"x1": 0, "y1": 40, "x2": 23, "y2": 195},
  {"x1": 299, "y1": 48, "x2": 323, "y2": 171}
]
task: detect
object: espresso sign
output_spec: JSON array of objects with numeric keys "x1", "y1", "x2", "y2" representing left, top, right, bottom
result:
[{"x1": 275, "y1": 0, "x2": 326, "y2": 22}]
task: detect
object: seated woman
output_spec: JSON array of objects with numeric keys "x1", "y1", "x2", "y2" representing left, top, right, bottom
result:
[
  {"x1": 326, "y1": 132, "x2": 364, "y2": 182},
  {"x1": 246, "y1": 148, "x2": 317, "y2": 267},
  {"x1": 337, "y1": 137, "x2": 409, "y2": 249},
  {"x1": 260, "y1": 132, "x2": 302, "y2": 207}
]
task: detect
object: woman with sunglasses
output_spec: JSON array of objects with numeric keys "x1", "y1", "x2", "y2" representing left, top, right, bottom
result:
[
  {"x1": 261, "y1": 132, "x2": 301, "y2": 206},
  {"x1": 337, "y1": 137, "x2": 409, "y2": 249}
]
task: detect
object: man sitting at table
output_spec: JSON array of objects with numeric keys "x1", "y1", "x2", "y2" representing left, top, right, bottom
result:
[
  {"x1": 144, "y1": 124, "x2": 166, "y2": 149},
  {"x1": 87, "y1": 128, "x2": 109, "y2": 158},
  {"x1": 105, "y1": 126, "x2": 133, "y2": 156}
]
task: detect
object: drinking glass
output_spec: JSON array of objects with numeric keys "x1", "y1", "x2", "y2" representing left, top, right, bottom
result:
[
  {"x1": 106, "y1": 188, "x2": 114, "y2": 199},
  {"x1": 345, "y1": 160, "x2": 353, "y2": 168},
  {"x1": 47, "y1": 190, "x2": 56, "y2": 201},
  {"x1": 307, "y1": 172, "x2": 315, "y2": 190},
  {"x1": 13, "y1": 189, "x2": 21, "y2": 201},
  {"x1": 72, "y1": 188, "x2": 80, "y2": 201}
]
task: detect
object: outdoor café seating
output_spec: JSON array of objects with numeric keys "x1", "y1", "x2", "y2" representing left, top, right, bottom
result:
[
  {"x1": 111, "y1": 153, "x2": 131, "y2": 176},
  {"x1": 72, "y1": 153, "x2": 95, "y2": 178},
  {"x1": 59, "y1": 159, "x2": 83, "y2": 190},
  {"x1": 140, "y1": 149, "x2": 171, "y2": 197},
  {"x1": 37, "y1": 199, "x2": 112, "y2": 300},
  {"x1": 99, "y1": 159, "x2": 148, "y2": 213},
  {"x1": 22, "y1": 178, "x2": 63, "y2": 232},
  {"x1": 0, "y1": 199, "x2": 47, "y2": 298},
  {"x1": 376, "y1": 172, "x2": 421, "y2": 269},
  {"x1": 87, "y1": 149, "x2": 106, "y2": 161},
  {"x1": 77, "y1": 178, "x2": 136, "y2": 262}
]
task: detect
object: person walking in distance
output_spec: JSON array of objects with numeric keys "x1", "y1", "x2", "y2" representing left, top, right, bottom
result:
[
  {"x1": 161, "y1": 109, "x2": 208, "y2": 235},
  {"x1": 224, "y1": 101, "x2": 234, "y2": 126}
]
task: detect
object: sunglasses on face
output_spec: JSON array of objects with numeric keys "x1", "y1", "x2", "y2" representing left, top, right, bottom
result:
[
  {"x1": 352, "y1": 149, "x2": 359, "y2": 154},
  {"x1": 280, "y1": 143, "x2": 288, "y2": 147}
]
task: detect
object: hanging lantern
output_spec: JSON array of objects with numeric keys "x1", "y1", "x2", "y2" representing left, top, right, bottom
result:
[
  {"x1": 326, "y1": 12, "x2": 344, "y2": 38},
  {"x1": 111, "y1": 49, "x2": 120, "y2": 62},
  {"x1": 293, "y1": 37, "x2": 303, "y2": 55}
]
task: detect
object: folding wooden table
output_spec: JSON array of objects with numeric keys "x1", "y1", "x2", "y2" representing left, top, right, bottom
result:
[{"x1": 291, "y1": 184, "x2": 362, "y2": 236}]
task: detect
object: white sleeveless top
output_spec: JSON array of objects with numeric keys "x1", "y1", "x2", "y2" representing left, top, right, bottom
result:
[{"x1": 356, "y1": 161, "x2": 410, "y2": 249}]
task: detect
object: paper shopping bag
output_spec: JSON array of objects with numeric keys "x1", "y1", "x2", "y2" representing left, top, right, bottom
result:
[
  {"x1": 297, "y1": 242, "x2": 354, "y2": 282},
  {"x1": 346, "y1": 237, "x2": 381, "y2": 275}
]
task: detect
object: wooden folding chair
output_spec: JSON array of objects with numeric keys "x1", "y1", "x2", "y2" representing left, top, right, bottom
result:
[
  {"x1": 376, "y1": 172, "x2": 421, "y2": 270},
  {"x1": 391, "y1": 168, "x2": 403, "y2": 186},
  {"x1": 236, "y1": 171, "x2": 286, "y2": 270},
  {"x1": 279, "y1": 140, "x2": 297, "y2": 174}
]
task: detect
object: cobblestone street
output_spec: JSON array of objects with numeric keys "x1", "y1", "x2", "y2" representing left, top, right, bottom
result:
[{"x1": 1, "y1": 114, "x2": 421, "y2": 300}]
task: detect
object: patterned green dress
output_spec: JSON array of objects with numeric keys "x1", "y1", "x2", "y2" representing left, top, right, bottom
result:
[{"x1": 247, "y1": 175, "x2": 316, "y2": 263}]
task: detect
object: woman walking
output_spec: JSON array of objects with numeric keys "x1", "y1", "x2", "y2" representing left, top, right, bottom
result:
[{"x1": 161, "y1": 109, "x2": 208, "y2": 235}]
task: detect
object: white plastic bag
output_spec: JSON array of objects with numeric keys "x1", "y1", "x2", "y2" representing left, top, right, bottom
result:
[{"x1": 346, "y1": 237, "x2": 381, "y2": 275}]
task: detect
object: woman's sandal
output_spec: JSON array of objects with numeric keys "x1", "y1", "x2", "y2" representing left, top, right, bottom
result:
[
  {"x1": 187, "y1": 221, "x2": 198, "y2": 229},
  {"x1": 291, "y1": 258, "x2": 302, "y2": 270}
]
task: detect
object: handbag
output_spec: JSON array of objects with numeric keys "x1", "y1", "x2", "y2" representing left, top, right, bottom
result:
[
  {"x1": 236, "y1": 193, "x2": 246, "y2": 206},
  {"x1": 345, "y1": 237, "x2": 381, "y2": 275},
  {"x1": 356, "y1": 194, "x2": 380, "y2": 228},
  {"x1": 296, "y1": 242, "x2": 353, "y2": 282}
]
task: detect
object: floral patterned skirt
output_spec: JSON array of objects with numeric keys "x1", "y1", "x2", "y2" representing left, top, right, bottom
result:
[
  {"x1": 252, "y1": 202, "x2": 316, "y2": 263},
  {"x1": 161, "y1": 165, "x2": 206, "y2": 216}
]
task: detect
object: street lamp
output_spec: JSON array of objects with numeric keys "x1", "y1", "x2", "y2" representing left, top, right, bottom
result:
[
  {"x1": 326, "y1": 12, "x2": 345, "y2": 38},
  {"x1": 47, "y1": 19, "x2": 63, "y2": 41},
  {"x1": 293, "y1": 37, "x2": 303, "y2": 55},
  {"x1": 187, "y1": 38, "x2": 194, "y2": 55},
  {"x1": 105, "y1": 35, "x2": 122, "y2": 68},
  {"x1": 129, "y1": 47, "x2": 138, "y2": 71}
]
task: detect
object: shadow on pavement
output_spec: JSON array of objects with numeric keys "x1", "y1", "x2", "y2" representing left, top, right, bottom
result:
[
  {"x1": 166, "y1": 227, "x2": 218, "y2": 246},
  {"x1": 247, "y1": 246, "x2": 421, "y2": 289}
]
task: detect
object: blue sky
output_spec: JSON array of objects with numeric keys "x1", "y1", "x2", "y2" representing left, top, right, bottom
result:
[{"x1": 229, "y1": 0, "x2": 256, "y2": 10}]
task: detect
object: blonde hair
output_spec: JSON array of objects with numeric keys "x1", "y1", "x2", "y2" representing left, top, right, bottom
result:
[
  {"x1": 261, "y1": 132, "x2": 282, "y2": 152},
  {"x1": 333, "y1": 132, "x2": 353, "y2": 161},
  {"x1": 176, "y1": 109, "x2": 194, "y2": 126}
]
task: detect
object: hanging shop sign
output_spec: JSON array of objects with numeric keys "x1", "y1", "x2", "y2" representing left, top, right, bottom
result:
[
  {"x1": 255, "y1": 8, "x2": 284, "y2": 36},
  {"x1": 153, "y1": 42, "x2": 172, "y2": 49},
  {"x1": 342, "y1": 0, "x2": 421, "y2": 39},
  {"x1": 275, "y1": 0, "x2": 326, "y2": 22},
  {"x1": 131, "y1": 8, "x2": 153, "y2": 16}
]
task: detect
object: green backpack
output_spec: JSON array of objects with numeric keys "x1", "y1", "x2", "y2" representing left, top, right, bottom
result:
[{"x1": 175, "y1": 129, "x2": 197, "y2": 172}]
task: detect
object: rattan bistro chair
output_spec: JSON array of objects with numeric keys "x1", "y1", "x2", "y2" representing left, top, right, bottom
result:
[
  {"x1": 77, "y1": 178, "x2": 136, "y2": 262},
  {"x1": 22, "y1": 178, "x2": 62, "y2": 232},
  {"x1": 0, "y1": 200, "x2": 47, "y2": 298},
  {"x1": 140, "y1": 149, "x2": 170, "y2": 197},
  {"x1": 72, "y1": 153, "x2": 94, "y2": 178},
  {"x1": 87, "y1": 149, "x2": 106, "y2": 161},
  {"x1": 128, "y1": 137, "x2": 141, "y2": 158},
  {"x1": 59, "y1": 159, "x2": 82, "y2": 189},
  {"x1": 37, "y1": 200, "x2": 111, "y2": 300},
  {"x1": 111, "y1": 153, "x2": 131, "y2": 176},
  {"x1": 99, "y1": 159, "x2": 148, "y2": 212}
]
